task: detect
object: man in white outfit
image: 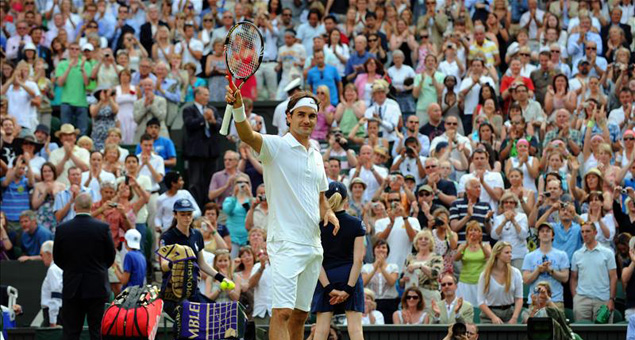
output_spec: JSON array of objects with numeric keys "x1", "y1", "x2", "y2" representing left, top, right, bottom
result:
[{"x1": 226, "y1": 81, "x2": 339, "y2": 340}]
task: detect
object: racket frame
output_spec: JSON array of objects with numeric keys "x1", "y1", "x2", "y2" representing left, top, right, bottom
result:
[{"x1": 220, "y1": 21, "x2": 265, "y2": 136}]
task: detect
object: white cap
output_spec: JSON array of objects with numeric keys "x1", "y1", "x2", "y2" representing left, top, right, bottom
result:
[
  {"x1": 82, "y1": 43, "x2": 94, "y2": 51},
  {"x1": 24, "y1": 42, "x2": 36, "y2": 51},
  {"x1": 283, "y1": 77, "x2": 302, "y2": 93},
  {"x1": 124, "y1": 229, "x2": 142, "y2": 250}
]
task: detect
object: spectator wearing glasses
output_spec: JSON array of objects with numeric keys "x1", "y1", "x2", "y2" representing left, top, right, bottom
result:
[
  {"x1": 619, "y1": 129, "x2": 635, "y2": 167},
  {"x1": 307, "y1": 50, "x2": 343, "y2": 108},
  {"x1": 570, "y1": 222, "x2": 617, "y2": 322},
  {"x1": 223, "y1": 174, "x2": 253, "y2": 258},
  {"x1": 393, "y1": 115, "x2": 430, "y2": 159},
  {"x1": 549, "y1": 44, "x2": 571, "y2": 79},
  {"x1": 393, "y1": 286, "x2": 430, "y2": 325},
  {"x1": 572, "y1": 41, "x2": 607, "y2": 79},
  {"x1": 6, "y1": 20, "x2": 33, "y2": 61},
  {"x1": 431, "y1": 274, "x2": 474, "y2": 324},
  {"x1": 567, "y1": 13, "x2": 603, "y2": 62}
]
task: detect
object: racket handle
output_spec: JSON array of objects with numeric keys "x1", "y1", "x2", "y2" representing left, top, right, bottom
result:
[
  {"x1": 219, "y1": 80, "x2": 247, "y2": 136},
  {"x1": 220, "y1": 104, "x2": 232, "y2": 136}
]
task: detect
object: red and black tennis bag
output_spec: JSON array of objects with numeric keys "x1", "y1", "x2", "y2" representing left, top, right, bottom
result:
[{"x1": 101, "y1": 285, "x2": 164, "y2": 340}]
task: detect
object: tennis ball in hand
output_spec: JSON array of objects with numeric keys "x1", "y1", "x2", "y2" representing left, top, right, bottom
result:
[{"x1": 220, "y1": 279, "x2": 235, "y2": 290}]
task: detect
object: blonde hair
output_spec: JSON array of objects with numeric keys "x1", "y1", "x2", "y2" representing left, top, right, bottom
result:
[
  {"x1": 77, "y1": 136, "x2": 94, "y2": 150},
  {"x1": 213, "y1": 249, "x2": 234, "y2": 278},
  {"x1": 413, "y1": 229, "x2": 435, "y2": 252},
  {"x1": 598, "y1": 143, "x2": 613, "y2": 157},
  {"x1": 104, "y1": 143, "x2": 120, "y2": 160},
  {"x1": 327, "y1": 192, "x2": 347, "y2": 212},
  {"x1": 317, "y1": 85, "x2": 331, "y2": 109},
  {"x1": 482, "y1": 241, "x2": 513, "y2": 294}
]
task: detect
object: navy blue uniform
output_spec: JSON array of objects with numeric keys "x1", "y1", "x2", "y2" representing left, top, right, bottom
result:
[
  {"x1": 160, "y1": 227, "x2": 212, "y2": 318},
  {"x1": 311, "y1": 211, "x2": 366, "y2": 313}
]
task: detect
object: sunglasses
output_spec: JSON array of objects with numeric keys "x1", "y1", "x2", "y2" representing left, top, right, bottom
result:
[
  {"x1": 551, "y1": 50, "x2": 561, "y2": 53},
  {"x1": 418, "y1": 191, "x2": 432, "y2": 197},
  {"x1": 88, "y1": 25, "x2": 98, "y2": 29},
  {"x1": 317, "y1": 91, "x2": 326, "y2": 95},
  {"x1": 204, "y1": 19, "x2": 213, "y2": 22},
  {"x1": 503, "y1": 200, "x2": 516, "y2": 205},
  {"x1": 586, "y1": 47, "x2": 597, "y2": 50},
  {"x1": 625, "y1": 137, "x2": 635, "y2": 141},
  {"x1": 446, "y1": 122, "x2": 458, "y2": 126},
  {"x1": 440, "y1": 282, "x2": 453, "y2": 287},
  {"x1": 387, "y1": 198, "x2": 401, "y2": 203},
  {"x1": 421, "y1": 35, "x2": 429, "y2": 38},
  {"x1": 369, "y1": 38, "x2": 378, "y2": 42},
  {"x1": 425, "y1": 164, "x2": 437, "y2": 169},
  {"x1": 406, "y1": 295, "x2": 420, "y2": 300},
  {"x1": 236, "y1": 181, "x2": 249, "y2": 184},
  {"x1": 519, "y1": 53, "x2": 530, "y2": 56}
]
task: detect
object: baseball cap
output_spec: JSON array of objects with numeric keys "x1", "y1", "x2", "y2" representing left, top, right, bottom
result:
[
  {"x1": 417, "y1": 185, "x2": 434, "y2": 194},
  {"x1": 82, "y1": 43, "x2": 94, "y2": 51},
  {"x1": 35, "y1": 124, "x2": 50, "y2": 136},
  {"x1": 325, "y1": 181, "x2": 348, "y2": 200},
  {"x1": 124, "y1": 229, "x2": 142, "y2": 250},
  {"x1": 537, "y1": 222, "x2": 553, "y2": 231},
  {"x1": 404, "y1": 175, "x2": 416, "y2": 182},
  {"x1": 173, "y1": 198, "x2": 196, "y2": 212}
]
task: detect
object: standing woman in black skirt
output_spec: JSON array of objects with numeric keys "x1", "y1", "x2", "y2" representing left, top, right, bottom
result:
[{"x1": 312, "y1": 182, "x2": 366, "y2": 340}]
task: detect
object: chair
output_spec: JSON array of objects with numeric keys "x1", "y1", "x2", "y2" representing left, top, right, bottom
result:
[
  {"x1": 564, "y1": 308, "x2": 575, "y2": 323},
  {"x1": 613, "y1": 309, "x2": 624, "y2": 323},
  {"x1": 473, "y1": 307, "x2": 481, "y2": 324}
]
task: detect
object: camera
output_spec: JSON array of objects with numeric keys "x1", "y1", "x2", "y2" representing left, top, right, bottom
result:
[
  {"x1": 561, "y1": 202, "x2": 569, "y2": 209},
  {"x1": 258, "y1": 194, "x2": 266, "y2": 202},
  {"x1": 391, "y1": 202, "x2": 400, "y2": 210},
  {"x1": 434, "y1": 218, "x2": 445, "y2": 227},
  {"x1": 125, "y1": 176, "x2": 130, "y2": 185},
  {"x1": 406, "y1": 147, "x2": 416, "y2": 157},
  {"x1": 109, "y1": 202, "x2": 118, "y2": 207},
  {"x1": 544, "y1": 192, "x2": 551, "y2": 198},
  {"x1": 622, "y1": 189, "x2": 628, "y2": 194}
]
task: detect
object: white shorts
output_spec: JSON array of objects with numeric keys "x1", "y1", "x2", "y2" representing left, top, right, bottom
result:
[{"x1": 268, "y1": 240, "x2": 323, "y2": 312}]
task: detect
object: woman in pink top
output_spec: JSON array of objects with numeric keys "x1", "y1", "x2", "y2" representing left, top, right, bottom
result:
[
  {"x1": 310, "y1": 85, "x2": 336, "y2": 141},
  {"x1": 354, "y1": 58, "x2": 385, "y2": 107}
]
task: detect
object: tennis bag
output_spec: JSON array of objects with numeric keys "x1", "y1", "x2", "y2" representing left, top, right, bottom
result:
[
  {"x1": 175, "y1": 301, "x2": 247, "y2": 340},
  {"x1": 101, "y1": 285, "x2": 164, "y2": 340}
]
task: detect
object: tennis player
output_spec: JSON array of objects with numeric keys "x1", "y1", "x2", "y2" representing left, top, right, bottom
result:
[{"x1": 225, "y1": 75, "x2": 340, "y2": 340}]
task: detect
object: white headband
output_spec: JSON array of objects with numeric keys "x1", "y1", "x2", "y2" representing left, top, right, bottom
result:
[{"x1": 289, "y1": 97, "x2": 318, "y2": 113}]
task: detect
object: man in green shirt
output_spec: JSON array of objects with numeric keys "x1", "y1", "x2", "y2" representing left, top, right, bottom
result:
[{"x1": 55, "y1": 42, "x2": 92, "y2": 136}]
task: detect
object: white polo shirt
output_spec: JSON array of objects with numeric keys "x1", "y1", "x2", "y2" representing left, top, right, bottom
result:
[
  {"x1": 81, "y1": 170, "x2": 117, "y2": 201},
  {"x1": 257, "y1": 133, "x2": 329, "y2": 247},
  {"x1": 137, "y1": 153, "x2": 165, "y2": 192}
]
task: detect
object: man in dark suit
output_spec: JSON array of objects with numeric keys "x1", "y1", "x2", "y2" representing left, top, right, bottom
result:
[
  {"x1": 183, "y1": 86, "x2": 222, "y2": 207},
  {"x1": 24, "y1": 26, "x2": 53, "y2": 76},
  {"x1": 53, "y1": 193, "x2": 116, "y2": 340},
  {"x1": 601, "y1": 7, "x2": 632, "y2": 51},
  {"x1": 111, "y1": 4, "x2": 136, "y2": 52},
  {"x1": 139, "y1": 4, "x2": 169, "y2": 55}
]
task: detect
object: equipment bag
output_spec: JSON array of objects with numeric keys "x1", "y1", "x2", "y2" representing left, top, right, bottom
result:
[
  {"x1": 175, "y1": 301, "x2": 247, "y2": 340},
  {"x1": 101, "y1": 285, "x2": 164, "y2": 340}
]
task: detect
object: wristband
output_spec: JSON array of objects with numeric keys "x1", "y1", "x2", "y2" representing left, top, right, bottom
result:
[
  {"x1": 587, "y1": 120, "x2": 595, "y2": 128},
  {"x1": 214, "y1": 273, "x2": 226, "y2": 282},
  {"x1": 232, "y1": 105, "x2": 246, "y2": 123},
  {"x1": 344, "y1": 284, "x2": 355, "y2": 295},
  {"x1": 324, "y1": 283, "x2": 334, "y2": 294}
]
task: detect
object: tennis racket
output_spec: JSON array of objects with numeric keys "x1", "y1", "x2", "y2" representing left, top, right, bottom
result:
[{"x1": 219, "y1": 21, "x2": 264, "y2": 136}]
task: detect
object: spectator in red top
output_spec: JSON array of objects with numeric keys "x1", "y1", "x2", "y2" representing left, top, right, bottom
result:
[
  {"x1": 500, "y1": 58, "x2": 535, "y2": 114},
  {"x1": 90, "y1": 180, "x2": 133, "y2": 249}
]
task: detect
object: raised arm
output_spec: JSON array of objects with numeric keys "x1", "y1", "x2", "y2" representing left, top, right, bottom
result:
[{"x1": 226, "y1": 75, "x2": 263, "y2": 153}]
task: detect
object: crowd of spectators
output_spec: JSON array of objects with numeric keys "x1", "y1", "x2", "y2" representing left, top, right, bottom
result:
[{"x1": 1, "y1": 0, "x2": 635, "y2": 333}]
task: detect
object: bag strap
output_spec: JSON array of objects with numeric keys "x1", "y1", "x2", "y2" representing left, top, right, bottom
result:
[{"x1": 105, "y1": 306, "x2": 122, "y2": 336}]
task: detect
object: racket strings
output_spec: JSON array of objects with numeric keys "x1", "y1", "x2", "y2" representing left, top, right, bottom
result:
[{"x1": 226, "y1": 25, "x2": 262, "y2": 79}]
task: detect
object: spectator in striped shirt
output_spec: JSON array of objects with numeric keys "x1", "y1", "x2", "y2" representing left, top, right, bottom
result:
[{"x1": 450, "y1": 178, "x2": 493, "y2": 243}]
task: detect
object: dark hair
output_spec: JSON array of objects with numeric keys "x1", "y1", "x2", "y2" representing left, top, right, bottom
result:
[
  {"x1": 373, "y1": 239, "x2": 390, "y2": 257},
  {"x1": 328, "y1": 157, "x2": 341, "y2": 166},
  {"x1": 363, "y1": 57, "x2": 384, "y2": 75},
  {"x1": 163, "y1": 171, "x2": 182, "y2": 188},
  {"x1": 324, "y1": 14, "x2": 337, "y2": 23},
  {"x1": 267, "y1": 0, "x2": 282, "y2": 16},
  {"x1": 124, "y1": 154, "x2": 139, "y2": 163},
  {"x1": 478, "y1": 141, "x2": 497, "y2": 169},
  {"x1": 327, "y1": 28, "x2": 343, "y2": 47},
  {"x1": 478, "y1": 83, "x2": 498, "y2": 107},
  {"x1": 401, "y1": 286, "x2": 424, "y2": 310},
  {"x1": 365, "y1": 11, "x2": 377, "y2": 20},
  {"x1": 140, "y1": 133, "x2": 154, "y2": 143},
  {"x1": 552, "y1": 74, "x2": 569, "y2": 94},
  {"x1": 203, "y1": 202, "x2": 220, "y2": 216},
  {"x1": 308, "y1": 8, "x2": 322, "y2": 20},
  {"x1": 40, "y1": 162, "x2": 57, "y2": 180},
  {"x1": 237, "y1": 246, "x2": 256, "y2": 271}
]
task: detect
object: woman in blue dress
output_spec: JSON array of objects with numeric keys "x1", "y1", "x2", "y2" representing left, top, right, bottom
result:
[{"x1": 312, "y1": 182, "x2": 365, "y2": 340}]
